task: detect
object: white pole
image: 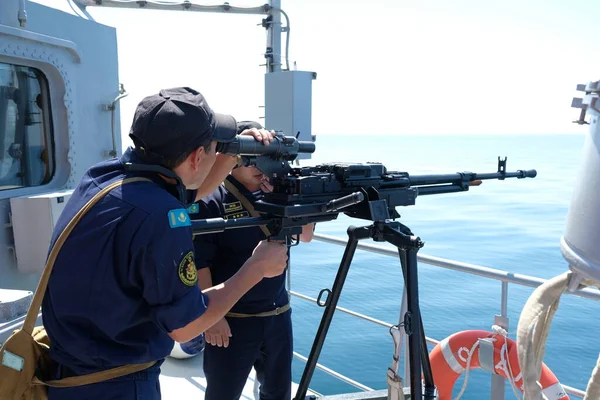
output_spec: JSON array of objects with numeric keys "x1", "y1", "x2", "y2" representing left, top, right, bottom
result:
[{"x1": 267, "y1": 0, "x2": 282, "y2": 73}]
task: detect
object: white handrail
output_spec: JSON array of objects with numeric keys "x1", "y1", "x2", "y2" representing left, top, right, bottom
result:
[
  {"x1": 313, "y1": 234, "x2": 600, "y2": 301},
  {"x1": 289, "y1": 233, "x2": 597, "y2": 398}
]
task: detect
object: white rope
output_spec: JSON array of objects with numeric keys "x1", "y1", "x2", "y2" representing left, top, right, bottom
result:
[
  {"x1": 517, "y1": 272, "x2": 571, "y2": 399},
  {"x1": 492, "y1": 325, "x2": 523, "y2": 400},
  {"x1": 451, "y1": 327, "x2": 520, "y2": 400},
  {"x1": 451, "y1": 340, "x2": 479, "y2": 400},
  {"x1": 583, "y1": 353, "x2": 600, "y2": 400},
  {"x1": 515, "y1": 271, "x2": 600, "y2": 400}
]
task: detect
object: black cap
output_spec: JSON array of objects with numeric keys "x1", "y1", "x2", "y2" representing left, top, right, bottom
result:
[{"x1": 129, "y1": 87, "x2": 237, "y2": 162}]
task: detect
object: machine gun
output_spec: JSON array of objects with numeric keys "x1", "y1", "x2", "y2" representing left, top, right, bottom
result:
[
  {"x1": 195, "y1": 134, "x2": 537, "y2": 400},
  {"x1": 197, "y1": 134, "x2": 536, "y2": 242}
]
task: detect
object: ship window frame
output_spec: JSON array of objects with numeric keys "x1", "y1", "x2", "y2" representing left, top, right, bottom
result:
[{"x1": 0, "y1": 61, "x2": 56, "y2": 192}]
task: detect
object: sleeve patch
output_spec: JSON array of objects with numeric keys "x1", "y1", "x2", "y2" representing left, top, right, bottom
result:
[
  {"x1": 178, "y1": 251, "x2": 198, "y2": 286},
  {"x1": 168, "y1": 209, "x2": 191, "y2": 228}
]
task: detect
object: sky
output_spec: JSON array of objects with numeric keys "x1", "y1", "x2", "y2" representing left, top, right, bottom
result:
[{"x1": 67, "y1": 0, "x2": 600, "y2": 148}]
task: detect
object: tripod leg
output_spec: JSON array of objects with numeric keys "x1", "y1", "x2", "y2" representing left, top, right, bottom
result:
[
  {"x1": 398, "y1": 248, "x2": 422, "y2": 400},
  {"x1": 399, "y1": 248, "x2": 435, "y2": 400},
  {"x1": 294, "y1": 226, "x2": 369, "y2": 400}
]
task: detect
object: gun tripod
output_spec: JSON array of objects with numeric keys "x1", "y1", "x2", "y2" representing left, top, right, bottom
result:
[{"x1": 293, "y1": 219, "x2": 436, "y2": 400}]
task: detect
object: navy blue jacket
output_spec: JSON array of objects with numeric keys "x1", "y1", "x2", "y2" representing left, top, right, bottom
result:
[
  {"x1": 192, "y1": 175, "x2": 288, "y2": 314},
  {"x1": 41, "y1": 148, "x2": 208, "y2": 375}
]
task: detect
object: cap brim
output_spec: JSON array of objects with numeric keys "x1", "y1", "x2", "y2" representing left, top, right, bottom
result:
[{"x1": 212, "y1": 113, "x2": 237, "y2": 143}]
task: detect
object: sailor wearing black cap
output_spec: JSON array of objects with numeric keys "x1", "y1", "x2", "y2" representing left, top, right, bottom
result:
[
  {"x1": 191, "y1": 120, "x2": 315, "y2": 400},
  {"x1": 41, "y1": 87, "x2": 289, "y2": 400}
]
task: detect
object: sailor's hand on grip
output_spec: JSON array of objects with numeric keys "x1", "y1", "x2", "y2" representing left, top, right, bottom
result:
[{"x1": 251, "y1": 240, "x2": 288, "y2": 278}]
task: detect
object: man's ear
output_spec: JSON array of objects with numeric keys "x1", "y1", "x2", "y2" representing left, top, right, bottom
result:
[{"x1": 191, "y1": 146, "x2": 206, "y2": 171}]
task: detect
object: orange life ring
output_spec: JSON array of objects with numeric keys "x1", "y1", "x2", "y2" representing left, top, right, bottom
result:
[{"x1": 428, "y1": 330, "x2": 569, "y2": 400}]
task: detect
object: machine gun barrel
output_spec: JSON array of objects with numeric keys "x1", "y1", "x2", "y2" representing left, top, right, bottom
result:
[
  {"x1": 405, "y1": 168, "x2": 537, "y2": 196},
  {"x1": 407, "y1": 169, "x2": 537, "y2": 186}
]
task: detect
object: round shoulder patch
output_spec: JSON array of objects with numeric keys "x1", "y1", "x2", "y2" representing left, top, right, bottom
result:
[{"x1": 178, "y1": 251, "x2": 198, "y2": 286}]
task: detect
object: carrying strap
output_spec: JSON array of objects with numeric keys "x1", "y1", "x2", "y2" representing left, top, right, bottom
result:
[
  {"x1": 387, "y1": 290, "x2": 406, "y2": 400},
  {"x1": 223, "y1": 179, "x2": 271, "y2": 237},
  {"x1": 33, "y1": 360, "x2": 157, "y2": 388},
  {"x1": 21, "y1": 177, "x2": 158, "y2": 387}
]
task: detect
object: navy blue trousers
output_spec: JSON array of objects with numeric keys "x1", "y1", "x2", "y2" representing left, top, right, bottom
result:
[
  {"x1": 47, "y1": 363, "x2": 162, "y2": 400},
  {"x1": 204, "y1": 309, "x2": 293, "y2": 400}
]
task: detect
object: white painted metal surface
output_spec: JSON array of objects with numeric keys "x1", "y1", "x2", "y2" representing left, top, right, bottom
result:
[
  {"x1": 562, "y1": 81, "x2": 600, "y2": 287},
  {"x1": 10, "y1": 190, "x2": 72, "y2": 273},
  {"x1": 0, "y1": 0, "x2": 121, "y2": 291}
]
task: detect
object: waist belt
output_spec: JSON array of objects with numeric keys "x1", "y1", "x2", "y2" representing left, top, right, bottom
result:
[
  {"x1": 59, "y1": 364, "x2": 152, "y2": 381},
  {"x1": 226, "y1": 302, "x2": 291, "y2": 318}
]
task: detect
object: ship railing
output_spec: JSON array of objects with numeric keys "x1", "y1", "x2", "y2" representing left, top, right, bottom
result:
[{"x1": 288, "y1": 233, "x2": 598, "y2": 399}]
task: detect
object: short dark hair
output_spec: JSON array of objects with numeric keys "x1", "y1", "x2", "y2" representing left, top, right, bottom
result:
[{"x1": 161, "y1": 137, "x2": 213, "y2": 169}]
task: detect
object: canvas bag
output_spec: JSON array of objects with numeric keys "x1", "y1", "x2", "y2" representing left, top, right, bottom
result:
[{"x1": 0, "y1": 177, "x2": 157, "y2": 400}]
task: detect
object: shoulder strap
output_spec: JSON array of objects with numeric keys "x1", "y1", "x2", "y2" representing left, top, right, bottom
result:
[
  {"x1": 23, "y1": 177, "x2": 151, "y2": 334},
  {"x1": 223, "y1": 179, "x2": 271, "y2": 237},
  {"x1": 20, "y1": 177, "x2": 158, "y2": 387}
]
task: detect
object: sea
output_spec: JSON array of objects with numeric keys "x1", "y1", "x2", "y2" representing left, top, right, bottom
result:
[{"x1": 287, "y1": 133, "x2": 600, "y2": 398}]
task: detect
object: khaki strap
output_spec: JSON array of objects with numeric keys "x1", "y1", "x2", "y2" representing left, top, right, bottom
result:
[
  {"x1": 33, "y1": 360, "x2": 157, "y2": 388},
  {"x1": 20, "y1": 177, "x2": 159, "y2": 387},
  {"x1": 226, "y1": 302, "x2": 290, "y2": 318},
  {"x1": 223, "y1": 179, "x2": 271, "y2": 237}
]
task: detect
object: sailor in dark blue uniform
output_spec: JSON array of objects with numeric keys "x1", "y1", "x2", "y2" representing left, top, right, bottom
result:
[
  {"x1": 193, "y1": 121, "x2": 314, "y2": 400},
  {"x1": 41, "y1": 88, "x2": 289, "y2": 400}
]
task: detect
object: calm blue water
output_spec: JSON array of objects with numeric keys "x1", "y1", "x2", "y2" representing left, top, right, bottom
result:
[{"x1": 288, "y1": 133, "x2": 600, "y2": 398}]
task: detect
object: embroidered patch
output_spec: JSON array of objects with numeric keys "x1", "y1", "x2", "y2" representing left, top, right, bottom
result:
[
  {"x1": 224, "y1": 211, "x2": 250, "y2": 220},
  {"x1": 168, "y1": 209, "x2": 191, "y2": 228},
  {"x1": 187, "y1": 203, "x2": 199, "y2": 214},
  {"x1": 178, "y1": 251, "x2": 197, "y2": 286},
  {"x1": 224, "y1": 201, "x2": 243, "y2": 213}
]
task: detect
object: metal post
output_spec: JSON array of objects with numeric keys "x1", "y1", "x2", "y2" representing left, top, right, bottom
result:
[
  {"x1": 490, "y1": 281, "x2": 510, "y2": 400},
  {"x1": 500, "y1": 281, "x2": 508, "y2": 317},
  {"x1": 267, "y1": 0, "x2": 282, "y2": 72}
]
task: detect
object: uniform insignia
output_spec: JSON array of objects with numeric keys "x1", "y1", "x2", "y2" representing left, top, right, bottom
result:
[
  {"x1": 224, "y1": 211, "x2": 250, "y2": 220},
  {"x1": 224, "y1": 201, "x2": 243, "y2": 213},
  {"x1": 168, "y1": 209, "x2": 191, "y2": 228},
  {"x1": 178, "y1": 251, "x2": 197, "y2": 286},
  {"x1": 187, "y1": 203, "x2": 199, "y2": 214}
]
